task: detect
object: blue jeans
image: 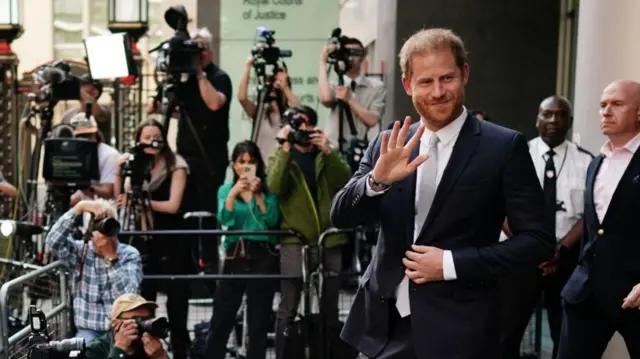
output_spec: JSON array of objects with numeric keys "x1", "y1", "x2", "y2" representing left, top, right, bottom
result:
[{"x1": 75, "y1": 329, "x2": 104, "y2": 344}]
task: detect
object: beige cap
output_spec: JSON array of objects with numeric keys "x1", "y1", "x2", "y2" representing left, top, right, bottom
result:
[
  {"x1": 110, "y1": 293, "x2": 158, "y2": 322},
  {"x1": 70, "y1": 112, "x2": 98, "y2": 136}
]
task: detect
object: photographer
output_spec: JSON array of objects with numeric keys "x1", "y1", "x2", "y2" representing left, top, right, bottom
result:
[
  {"x1": 60, "y1": 74, "x2": 112, "y2": 141},
  {"x1": 69, "y1": 113, "x2": 121, "y2": 205},
  {"x1": 114, "y1": 119, "x2": 191, "y2": 359},
  {"x1": 205, "y1": 140, "x2": 279, "y2": 359},
  {"x1": 238, "y1": 55, "x2": 300, "y2": 161},
  {"x1": 318, "y1": 37, "x2": 386, "y2": 147},
  {"x1": 85, "y1": 293, "x2": 168, "y2": 359},
  {"x1": 46, "y1": 199, "x2": 142, "y2": 343},
  {"x1": 266, "y1": 105, "x2": 351, "y2": 356}
]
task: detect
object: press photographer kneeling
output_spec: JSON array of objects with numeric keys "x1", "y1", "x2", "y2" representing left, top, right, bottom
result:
[
  {"x1": 46, "y1": 199, "x2": 142, "y2": 343},
  {"x1": 114, "y1": 120, "x2": 191, "y2": 359},
  {"x1": 85, "y1": 293, "x2": 170, "y2": 359}
]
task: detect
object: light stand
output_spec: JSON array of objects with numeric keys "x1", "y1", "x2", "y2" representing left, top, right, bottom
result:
[{"x1": 108, "y1": 0, "x2": 149, "y2": 152}]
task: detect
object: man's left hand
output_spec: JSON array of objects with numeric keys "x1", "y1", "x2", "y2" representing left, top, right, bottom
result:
[
  {"x1": 309, "y1": 129, "x2": 331, "y2": 155},
  {"x1": 403, "y1": 245, "x2": 444, "y2": 283},
  {"x1": 142, "y1": 333, "x2": 168, "y2": 359}
]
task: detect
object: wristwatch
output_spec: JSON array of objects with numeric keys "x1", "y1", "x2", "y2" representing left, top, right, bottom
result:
[
  {"x1": 368, "y1": 172, "x2": 391, "y2": 192},
  {"x1": 104, "y1": 257, "x2": 119, "y2": 268},
  {"x1": 197, "y1": 72, "x2": 207, "y2": 80}
]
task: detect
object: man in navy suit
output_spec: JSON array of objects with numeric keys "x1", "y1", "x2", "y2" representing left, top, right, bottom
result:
[
  {"x1": 558, "y1": 80, "x2": 640, "y2": 359},
  {"x1": 330, "y1": 28, "x2": 555, "y2": 359}
]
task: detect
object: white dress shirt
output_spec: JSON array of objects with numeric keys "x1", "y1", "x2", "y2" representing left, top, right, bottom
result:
[
  {"x1": 594, "y1": 132, "x2": 640, "y2": 222},
  {"x1": 366, "y1": 107, "x2": 468, "y2": 282},
  {"x1": 528, "y1": 137, "x2": 592, "y2": 240}
]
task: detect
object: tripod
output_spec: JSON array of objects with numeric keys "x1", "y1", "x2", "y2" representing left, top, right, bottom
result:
[
  {"x1": 330, "y1": 60, "x2": 358, "y2": 154},
  {"x1": 250, "y1": 60, "x2": 285, "y2": 142}
]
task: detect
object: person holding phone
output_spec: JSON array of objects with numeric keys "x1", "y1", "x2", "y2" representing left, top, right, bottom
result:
[{"x1": 205, "y1": 140, "x2": 280, "y2": 359}]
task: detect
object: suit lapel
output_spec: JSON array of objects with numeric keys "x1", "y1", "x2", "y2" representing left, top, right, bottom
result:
[
  {"x1": 417, "y1": 115, "x2": 481, "y2": 241},
  {"x1": 585, "y1": 155, "x2": 603, "y2": 227},
  {"x1": 602, "y1": 149, "x2": 640, "y2": 225}
]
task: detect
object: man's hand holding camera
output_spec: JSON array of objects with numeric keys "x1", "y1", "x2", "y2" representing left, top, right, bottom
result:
[
  {"x1": 114, "y1": 320, "x2": 168, "y2": 359},
  {"x1": 72, "y1": 200, "x2": 118, "y2": 259},
  {"x1": 320, "y1": 44, "x2": 336, "y2": 65},
  {"x1": 310, "y1": 129, "x2": 332, "y2": 156}
]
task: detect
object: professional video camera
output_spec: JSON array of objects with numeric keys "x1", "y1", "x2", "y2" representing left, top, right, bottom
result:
[
  {"x1": 326, "y1": 28, "x2": 365, "y2": 72},
  {"x1": 277, "y1": 106, "x2": 320, "y2": 147},
  {"x1": 251, "y1": 27, "x2": 292, "y2": 66},
  {"x1": 136, "y1": 317, "x2": 170, "y2": 339},
  {"x1": 33, "y1": 61, "x2": 81, "y2": 104},
  {"x1": 27, "y1": 306, "x2": 85, "y2": 359},
  {"x1": 152, "y1": 5, "x2": 203, "y2": 76},
  {"x1": 121, "y1": 140, "x2": 163, "y2": 190}
]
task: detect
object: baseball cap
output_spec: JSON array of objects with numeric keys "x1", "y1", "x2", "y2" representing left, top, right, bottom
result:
[
  {"x1": 78, "y1": 73, "x2": 103, "y2": 96},
  {"x1": 70, "y1": 113, "x2": 98, "y2": 136},
  {"x1": 110, "y1": 293, "x2": 158, "y2": 322}
]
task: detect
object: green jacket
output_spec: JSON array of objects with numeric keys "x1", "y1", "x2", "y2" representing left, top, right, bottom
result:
[
  {"x1": 267, "y1": 148, "x2": 351, "y2": 247},
  {"x1": 85, "y1": 331, "x2": 132, "y2": 359}
]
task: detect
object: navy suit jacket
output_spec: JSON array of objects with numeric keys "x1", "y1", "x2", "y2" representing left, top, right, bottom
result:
[
  {"x1": 562, "y1": 149, "x2": 640, "y2": 316},
  {"x1": 331, "y1": 115, "x2": 555, "y2": 359}
]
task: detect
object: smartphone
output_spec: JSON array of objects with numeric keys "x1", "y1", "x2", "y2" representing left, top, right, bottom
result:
[{"x1": 244, "y1": 164, "x2": 257, "y2": 181}]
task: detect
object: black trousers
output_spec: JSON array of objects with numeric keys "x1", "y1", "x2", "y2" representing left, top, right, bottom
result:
[
  {"x1": 205, "y1": 241, "x2": 278, "y2": 359},
  {"x1": 500, "y1": 252, "x2": 577, "y2": 359},
  {"x1": 558, "y1": 295, "x2": 640, "y2": 359},
  {"x1": 140, "y1": 249, "x2": 192, "y2": 359},
  {"x1": 183, "y1": 157, "x2": 227, "y2": 297}
]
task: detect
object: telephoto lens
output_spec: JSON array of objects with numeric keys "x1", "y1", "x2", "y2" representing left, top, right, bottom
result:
[
  {"x1": 47, "y1": 337, "x2": 85, "y2": 352},
  {"x1": 136, "y1": 317, "x2": 170, "y2": 339}
]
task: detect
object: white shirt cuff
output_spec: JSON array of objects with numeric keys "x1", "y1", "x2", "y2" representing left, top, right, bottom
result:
[
  {"x1": 442, "y1": 250, "x2": 457, "y2": 280},
  {"x1": 365, "y1": 173, "x2": 389, "y2": 197}
]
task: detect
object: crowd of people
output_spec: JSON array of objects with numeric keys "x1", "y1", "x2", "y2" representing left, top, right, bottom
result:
[{"x1": 1, "y1": 20, "x2": 635, "y2": 359}]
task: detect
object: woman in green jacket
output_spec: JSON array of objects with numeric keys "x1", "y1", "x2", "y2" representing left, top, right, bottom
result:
[{"x1": 205, "y1": 140, "x2": 279, "y2": 359}]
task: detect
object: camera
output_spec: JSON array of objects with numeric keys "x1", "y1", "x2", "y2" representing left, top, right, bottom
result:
[
  {"x1": 278, "y1": 106, "x2": 319, "y2": 147},
  {"x1": 32, "y1": 61, "x2": 81, "y2": 104},
  {"x1": 326, "y1": 28, "x2": 365, "y2": 72},
  {"x1": 121, "y1": 140, "x2": 163, "y2": 190},
  {"x1": 27, "y1": 306, "x2": 85, "y2": 359},
  {"x1": 152, "y1": 5, "x2": 203, "y2": 76},
  {"x1": 136, "y1": 317, "x2": 170, "y2": 339},
  {"x1": 88, "y1": 217, "x2": 121, "y2": 238},
  {"x1": 251, "y1": 27, "x2": 292, "y2": 66}
]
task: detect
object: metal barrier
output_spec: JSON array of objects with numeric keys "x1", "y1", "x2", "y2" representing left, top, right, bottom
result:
[{"x1": 0, "y1": 260, "x2": 71, "y2": 359}]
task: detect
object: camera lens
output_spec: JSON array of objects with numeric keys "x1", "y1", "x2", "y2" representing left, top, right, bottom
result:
[
  {"x1": 137, "y1": 317, "x2": 170, "y2": 339},
  {"x1": 48, "y1": 338, "x2": 85, "y2": 352}
]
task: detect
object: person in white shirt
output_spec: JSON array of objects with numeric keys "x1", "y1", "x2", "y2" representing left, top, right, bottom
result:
[
  {"x1": 318, "y1": 36, "x2": 386, "y2": 151},
  {"x1": 500, "y1": 96, "x2": 593, "y2": 359},
  {"x1": 237, "y1": 55, "x2": 300, "y2": 162},
  {"x1": 69, "y1": 113, "x2": 120, "y2": 206}
]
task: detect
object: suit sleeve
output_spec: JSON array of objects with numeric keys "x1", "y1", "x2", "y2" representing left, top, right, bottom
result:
[
  {"x1": 330, "y1": 134, "x2": 384, "y2": 229},
  {"x1": 451, "y1": 133, "x2": 555, "y2": 280}
]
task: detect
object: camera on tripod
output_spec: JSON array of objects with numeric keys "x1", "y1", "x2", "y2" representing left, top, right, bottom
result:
[
  {"x1": 277, "y1": 106, "x2": 320, "y2": 147},
  {"x1": 326, "y1": 28, "x2": 365, "y2": 72},
  {"x1": 251, "y1": 27, "x2": 292, "y2": 66},
  {"x1": 27, "y1": 306, "x2": 85, "y2": 359},
  {"x1": 32, "y1": 61, "x2": 81, "y2": 104},
  {"x1": 152, "y1": 5, "x2": 203, "y2": 76},
  {"x1": 121, "y1": 140, "x2": 163, "y2": 190}
]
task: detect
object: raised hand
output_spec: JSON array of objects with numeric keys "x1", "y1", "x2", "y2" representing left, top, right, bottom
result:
[{"x1": 371, "y1": 117, "x2": 428, "y2": 184}]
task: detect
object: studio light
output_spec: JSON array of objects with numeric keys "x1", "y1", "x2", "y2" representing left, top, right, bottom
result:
[
  {"x1": 0, "y1": 220, "x2": 44, "y2": 238},
  {"x1": 0, "y1": 0, "x2": 23, "y2": 57},
  {"x1": 108, "y1": 0, "x2": 149, "y2": 56}
]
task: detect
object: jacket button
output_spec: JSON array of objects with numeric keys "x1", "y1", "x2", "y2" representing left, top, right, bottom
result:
[
  {"x1": 380, "y1": 296, "x2": 385, "y2": 303},
  {"x1": 597, "y1": 229, "x2": 604, "y2": 236}
]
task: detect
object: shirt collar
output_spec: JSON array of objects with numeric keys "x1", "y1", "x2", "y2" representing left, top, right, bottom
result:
[
  {"x1": 536, "y1": 137, "x2": 568, "y2": 159},
  {"x1": 601, "y1": 131, "x2": 640, "y2": 157},
  {"x1": 420, "y1": 107, "x2": 468, "y2": 146},
  {"x1": 343, "y1": 74, "x2": 366, "y2": 88}
]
